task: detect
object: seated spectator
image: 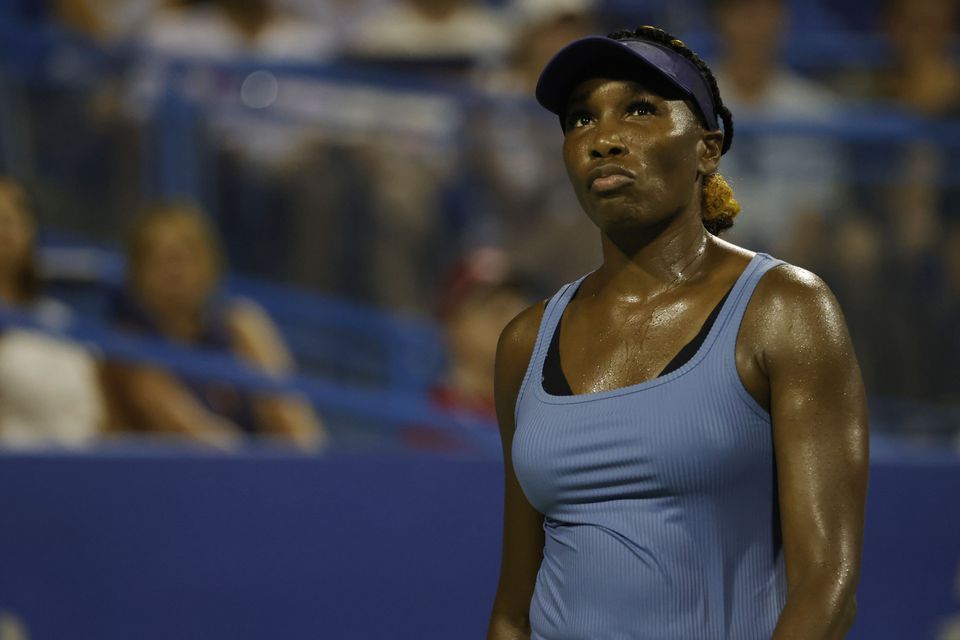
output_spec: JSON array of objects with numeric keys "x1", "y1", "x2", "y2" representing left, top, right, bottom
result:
[
  {"x1": 105, "y1": 202, "x2": 327, "y2": 450},
  {"x1": 402, "y1": 249, "x2": 530, "y2": 450},
  {"x1": 124, "y1": 0, "x2": 347, "y2": 285},
  {"x1": 878, "y1": 0, "x2": 960, "y2": 118},
  {"x1": 708, "y1": 0, "x2": 847, "y2": 263},
  {"x1": 934, "y1": 224, "x2": 960, "y2": 405},
  {"x1": 844, "y1": 0, "x2": 960, "y2": 400},
  {"x1": 820, "y1": 213, "x2": 921, "y2": 399},
  {"x1": 433, "y1": 249, "x2": 530, "y2": 419},
  {"x1": 0, "y1": 178, "x2": 106, "y2": 448}
]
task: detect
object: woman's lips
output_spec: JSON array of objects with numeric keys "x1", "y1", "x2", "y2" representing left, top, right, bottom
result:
[{"x1": 590, "y1": 174, "x2": 635, "y2": 193}]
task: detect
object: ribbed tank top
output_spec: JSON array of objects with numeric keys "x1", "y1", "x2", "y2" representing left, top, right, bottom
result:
[{"x1": 512, "y1": 252, "x2": 787, "y2": 640}]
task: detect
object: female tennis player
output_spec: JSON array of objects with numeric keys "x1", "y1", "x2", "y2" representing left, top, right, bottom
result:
[{"x1": 487, "y1": 26, "x2": 868, "y2": 639}]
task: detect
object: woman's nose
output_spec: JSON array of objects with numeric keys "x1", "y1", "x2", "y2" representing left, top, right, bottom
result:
[{"x1": 590, "y1": 127, "x2": 627, "y2": 158}]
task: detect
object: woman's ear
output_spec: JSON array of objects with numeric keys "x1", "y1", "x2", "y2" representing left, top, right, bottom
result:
[{"x1": 697, "y1": 130, "x2": 724, "y2": 176}]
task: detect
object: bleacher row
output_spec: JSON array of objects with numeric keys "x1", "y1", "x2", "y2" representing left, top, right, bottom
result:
[
  {"x1": 1, "y1": 5, "x2": 959, "y2": 446},
  {"x1": 0, "y1": 241, "x2": 503, "y2": 451}
]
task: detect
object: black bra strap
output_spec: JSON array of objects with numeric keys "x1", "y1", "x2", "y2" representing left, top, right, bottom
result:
[{"x1": 543, "y1": 288, "x2": 733, "y2": 396}]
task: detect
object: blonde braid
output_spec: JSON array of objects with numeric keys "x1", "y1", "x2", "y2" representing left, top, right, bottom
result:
[{"x1": 701, "y1": 173, "x2": 740, "y2": 236}]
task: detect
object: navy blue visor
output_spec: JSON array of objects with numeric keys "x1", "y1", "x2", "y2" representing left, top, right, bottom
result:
[{"x1": 535, "y1": 36, "x2": 730, "y2": 153}]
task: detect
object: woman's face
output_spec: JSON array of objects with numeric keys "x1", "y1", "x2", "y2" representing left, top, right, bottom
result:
[
  {"x1": 133, "y1": 216, "x2": 219, "y2": 316},
  {"x1": 446, "y1": 286, "x2": 529, "y2": 381},
  {"x1": 561, "y1": 77, "x2": 716, "y2": 235},
  {"x1": 0, "y1": 185, "x2": 35, "y2": 283}
]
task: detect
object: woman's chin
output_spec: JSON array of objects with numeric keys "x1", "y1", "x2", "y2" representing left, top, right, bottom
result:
[
  {"x1": 149, "y1": 294, "x2": 207, "y2": 316},
  {"x1": 593, "y1": 210, "x2": 662, "y2": 234}
]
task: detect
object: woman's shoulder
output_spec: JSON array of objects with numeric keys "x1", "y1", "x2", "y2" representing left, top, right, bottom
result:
[
  {"x1": 707, "y1": 236, "x2": 845, "y2": 344},
  {"x1": 220, "y1": 296, "x2": 283, "y2": 345},
  {"x1": 497, "y1": 299, "x2": 548, "y2": 366},
  {"x1": 493, "y1": 299, "x2": 548, "y2": 430},
  {"x1": 496, "y1": 292, "x2": 558, "y2": 383},
  {"x1": 752, "y1": 259, "x2": 836, "y2": 311},
  {"x1": 497, "y1": 273, "x2": 588, "y2": 360},
  {"x1": 712, "y1": 238, "x2": 832, "y2": 305},
  {"x1": 220, "y1": 297, "x2": 295, "y2": 374},
  {"x1": 744, "y1": 256, "x2": 849, "y2": 357}
]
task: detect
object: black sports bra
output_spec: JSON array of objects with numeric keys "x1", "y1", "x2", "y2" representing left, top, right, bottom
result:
[{"x1": 543, "y1": 287, "x2": 733, "y2": 396}]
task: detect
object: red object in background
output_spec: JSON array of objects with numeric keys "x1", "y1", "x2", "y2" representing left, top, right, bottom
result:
[{"x1": 401, "y1": 385, "x2": 497, "y2": 451}]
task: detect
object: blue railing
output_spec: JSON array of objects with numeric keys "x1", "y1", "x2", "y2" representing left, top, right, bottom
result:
[
  {"x1": 0, "y1": 302, "x2": 497, "y2": 451},
  {"x1": 37, "y1": 241, "x2": 447, "y2": 391}
]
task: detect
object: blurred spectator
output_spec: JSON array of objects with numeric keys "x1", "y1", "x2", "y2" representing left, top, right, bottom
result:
[
  {"x1": 432, "y1": 249, "x2": 529, "y2": 418},
  {"x1": 465, "y1": 0, "x2": 601, "y2": 294},
  {"x1": 868, "y1": 0, "x2": 960, "y2": 258},
  {"x1": 56, "y1": 0, "x2": 360, "y2": 50},
  {"x1": 839, "y1": 0, "x2": 960, "y2": 400},
  {"x1": 0, "y1": 178, "x2": 106, "y2": 448},
  {"x1": 934, "y1": 224, "x2": 960, "y2": 404},
  {"x1": 124, "y1": 0, "x2": 344, "y2": 283},
  {"x1": 494, "y1": 0, "x2": 597, "y2": 94},
  {"x1": 278, "y1": 0, "x2": 384, "y2": 33},
  {"x1": 403, "y1": 249, "x2": 530, "y2": 449},
  {"x1": 139, "y1": 0, "x2": 337, "y2": 60},
  {"x1": 708, "y1": 0, "x2": 847, "y2": 263},
  {"x1": 819, "y1": 212, "x2": 924, "y2": 399},
  {"x1": 105, "y1": 203, "x2": 327, "y2": 450},
  {"x1": 880, "y1": 0, "x2": 960, "y2": 118},
  {"x1": 54, "y1": 0, "x2": 159, "y2": 43},
  {"x1": 875, "y1": 0, "x2": 960, "y2": 257},
  {"x1": 345, "y1": 0, "x2": 511, "y2": 72}
]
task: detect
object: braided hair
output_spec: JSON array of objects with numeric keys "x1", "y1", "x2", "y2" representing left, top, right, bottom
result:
[{"x1": 607, "y1": 26, "x2": 740, "y2": 236}]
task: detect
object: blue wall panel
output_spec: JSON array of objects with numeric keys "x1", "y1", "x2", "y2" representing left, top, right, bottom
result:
[{"x1": 0, "y1": 449, "x2": 957, "y2": 639}]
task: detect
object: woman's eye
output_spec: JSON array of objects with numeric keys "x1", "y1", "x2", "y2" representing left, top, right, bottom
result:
[
  {"x1": 565, "y1": 111, "x2": 592, "y2": 129},
  {"x1": 627, "y1": 101, "x2": 656, "y2": 116}
]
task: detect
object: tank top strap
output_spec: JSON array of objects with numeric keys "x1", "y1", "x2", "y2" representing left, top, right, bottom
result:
[
  {"x1": 514, "y1": 273, "x2": 591, "y2": 423},
  {"x1": 708, "y1": 252, "x2": 786, "y2": 361}
]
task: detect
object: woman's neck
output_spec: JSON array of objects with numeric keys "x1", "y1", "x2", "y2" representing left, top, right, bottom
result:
[
  {"x1": 592, "y1": 211, "x2": 711, "y2": 304},
  {"x1": 146, "y1": 304, "x2": 204, "y2": 342}
]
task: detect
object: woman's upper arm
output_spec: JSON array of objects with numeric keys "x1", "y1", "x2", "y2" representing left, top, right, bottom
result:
[
  {"x1": 488, "y1": 301, "x2": 547, "y2": 635},
  {"x1": 755, "y1": 266, "x2": 869, "y2": 592},
  {"x1": 226, "y1": 299, "x2": 327, "y2": 446},
  {"x1": 225, "y1": 298, "x2": 294, "y2": 375},
  {"x1": 119, "y1": 364, "x2": 217, "y2": 432}
]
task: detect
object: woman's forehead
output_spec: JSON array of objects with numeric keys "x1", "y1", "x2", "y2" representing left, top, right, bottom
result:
[{"x1": 565, "y1": 74, "x2": 686, "y2": 106}]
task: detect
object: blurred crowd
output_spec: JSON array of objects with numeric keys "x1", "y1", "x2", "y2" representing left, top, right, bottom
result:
[
  {"x1": 0, "y1": 182, "x2": 327, "y2": 449},
  {"x1": 0, "y1": 0, "x2": 959, "y2": 450}
]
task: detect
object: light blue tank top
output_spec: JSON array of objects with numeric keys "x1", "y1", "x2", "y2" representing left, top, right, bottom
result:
[{"x1": 512, "y1": 252, "x2": 788, "y2": 640}]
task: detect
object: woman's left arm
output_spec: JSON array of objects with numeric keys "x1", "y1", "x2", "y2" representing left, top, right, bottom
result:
[
  {"x1": 759, "y1": 267, "x2": 869, "y2": 640},
  {"x1": 227, "y1": 299, "x2": 329, "y2": 451}
]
